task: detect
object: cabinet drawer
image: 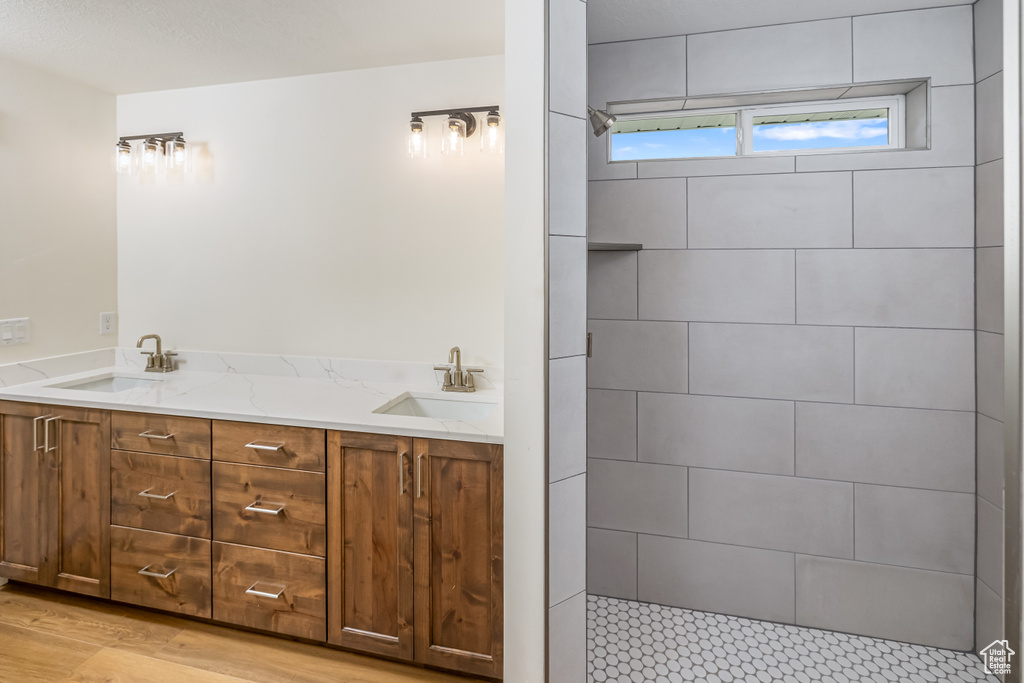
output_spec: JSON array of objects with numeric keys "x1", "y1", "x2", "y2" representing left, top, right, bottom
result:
[
  {"x1": 111, "y1": 451, "x2": 211, "y2": 538},
  {"x1": 111, "y1": 526, "x2": 211, "y2": 618},
  {"x1": 112, "y1": 413, "x2": 211, "y2": 460},
  {"x1": 213, "y1": 463, "x2": 326, "y2": 556},
  {"x1": 213, "y1": 421, "x2": 325, "y2": 472},
  {"x1": 212, "y1": 542, "x2": 325, "y2": 641}
]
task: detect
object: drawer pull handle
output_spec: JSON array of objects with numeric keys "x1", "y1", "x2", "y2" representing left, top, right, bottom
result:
[
  {"x1": 417, "y1": 454, "x2": 424, "y2": 498},
  {"x1": 138, "y1": 564, "x2": 176, "y2": 579},
  {"x1": 44, "y1": 416, "x2": 60, "y2": 453},
  {"x1": 245, "y1": 501, "x2": 286, "y2": 515},
  {"x1": 139, "y1": 430, "x2": 175, "y2": 440},
  {"x1": 399, "y1": 452, "x2": 406, "y2": 496},
  {"x1": 246, "y1": 582, "x2": 285, "y2": 599},
  {"x1": 32, "y1": 415, "x2": 51, "y2": 452},
  {"x1": 138, "y1": 488, "x2": 176, "y2": 500},
  {"x1": 244, "y1": 441, "x2": 285, "y2": 452}
]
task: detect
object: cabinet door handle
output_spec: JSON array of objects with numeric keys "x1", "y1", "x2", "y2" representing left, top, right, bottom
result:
[
  {"x1": 44, "y1": 417, "x2": 60, "y2": 453},
  {"x1": 138, "y1": 488, "x2": 176, "y2": 500},
  {"x1": 244, "y1": 441, "x2": 285, "y2": 452},
  {"x1": 244, "y1": 501, "x2": 285, "y2": 515},
  {"x1": 398, "y1": 452, "x2": 406, "y2": 496},
  {"x1": 416, "y1": 454, "x2": 424, "y2": 498},
  {"x1": 32, "y1": 415, "x2": 50, "y2": 452},
  {"x1": 138, "y1": 564, "x2": 176, "y2": 579},
  {"x1": 245, "y1": 582, "x2": 285, "y2": 599},
  {"x1": 139, "y1": 430, "x2": 175, "y2": 440}
]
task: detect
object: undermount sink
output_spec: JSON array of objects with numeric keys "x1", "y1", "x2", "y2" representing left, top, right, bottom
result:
[
  {"x1": 50, "y1": 374, "x2": 162, "y2": 393},
  {"x1": 374, "y1": 392, "x2": 497, "y2": 421}
]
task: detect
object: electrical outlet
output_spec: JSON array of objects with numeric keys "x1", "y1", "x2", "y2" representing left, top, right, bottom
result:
[
  {"x1": 99, "y1": 312, "x2": 117, "y2": 336},
  {"x1": 0, "y1": 318, "x2": 30, "y2": 346}
]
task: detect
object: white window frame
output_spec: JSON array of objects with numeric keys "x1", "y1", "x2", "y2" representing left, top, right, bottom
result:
[
  {"x1": 608, "y1": 94, "x2": 906, "y2": 163},
  {"x1": 740, "y1": 95, "x2": 905, "y2": 156}
]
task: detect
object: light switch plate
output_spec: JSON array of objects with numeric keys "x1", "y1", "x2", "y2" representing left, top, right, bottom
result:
[
  {"x1": 99, "y1": 312, "x2": 117, "y2": 336},
  {"x1": 0, "y1": 318, "x2": 30, "y2": 346}
]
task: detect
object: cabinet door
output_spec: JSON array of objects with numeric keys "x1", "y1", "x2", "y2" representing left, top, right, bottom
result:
[
  {"x1": 45, "y1": 406, "x2": 110, "y2": 597},
  {"x1": 328, "y1": 431, "x2": 414, "y2": 660},
  {"x1": 0, "y1": 401, "x2": 49, "y2": 584},
  {"x1": 413, "y1": 438, "x2": 503, "y2": 678}
]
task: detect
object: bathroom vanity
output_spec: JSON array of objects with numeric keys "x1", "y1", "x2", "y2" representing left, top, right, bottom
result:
[{"x1": 0, "y1": 357, "x2": 503, "y2": 679}]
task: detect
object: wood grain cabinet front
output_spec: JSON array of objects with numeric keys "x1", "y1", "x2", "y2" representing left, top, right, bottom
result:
[
  {"x1": 212, "y1": 462, "x2": 326, "y2": 556},
  {"x1": 110, "y1": 526, "x2": 212, "y2": 618},
  {"x1": 212, "y1": 541, "x2": 326, "y2": 641},
  {"x1": 111, "y1": 451, "x2": 212, "y2": 538},
  {"x1": 327, "y1": 431, "x2": 415, "y2": 660},
  {"x1": 0, "y1": 401, "x2": 110, "y2": 598},
  {"x1": 112, "y1": 412, "x2": 211, "y2": 460},
  {"x1": 326, "y1": 432, "x2": 504, "y2": 679},
  {"x1": 213, "y1": 421, "x2": 326, "y2": 472}
]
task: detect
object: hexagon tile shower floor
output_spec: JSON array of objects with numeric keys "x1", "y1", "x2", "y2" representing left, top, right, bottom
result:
[{"x1": 587, "y1": 596, "x2": 997, "y2": 683}]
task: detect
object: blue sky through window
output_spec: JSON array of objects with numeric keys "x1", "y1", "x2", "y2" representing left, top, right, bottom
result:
[
  {"x1": 610, "y1": 127, "x2": 737, "y2": 161},
  {"x1": 752, "y1": 118, "x2": 888, "y2": 152}
]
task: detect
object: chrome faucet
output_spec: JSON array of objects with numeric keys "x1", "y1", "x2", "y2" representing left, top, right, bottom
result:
[
  {"x1": 434, "y1": 346, "x2": 484, "y2": 392},
  {"x1": 137, "y1": 334, "x2": 177, "y2": 373}
]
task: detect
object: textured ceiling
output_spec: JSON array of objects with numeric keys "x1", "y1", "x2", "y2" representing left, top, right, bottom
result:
[
  {"x1": 0, "y1": 0, "x2": 504, "y2": 94},
  {"x1": 589, "y1": 0, "x2": 975, "y2": 44}
]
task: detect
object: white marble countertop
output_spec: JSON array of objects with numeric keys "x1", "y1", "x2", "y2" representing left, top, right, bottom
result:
[{"x1": 0, "y1": 349, "x2": 503, "y2": 444}]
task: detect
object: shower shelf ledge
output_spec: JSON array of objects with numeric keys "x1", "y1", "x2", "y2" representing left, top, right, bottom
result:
[{"x1": 587, "y1": 242, "x2": 643, "y2": 251}]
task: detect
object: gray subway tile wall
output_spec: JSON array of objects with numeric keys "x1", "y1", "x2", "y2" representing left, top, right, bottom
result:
[
  {"x1": 587, "y1": 251, "x2": 638, "y2": 320},
  {"x1": 795, "y1": 249, "x2": 974, "y2": 328},
  {"x1": 548, "y1": 0, "x2": 589, "y2": 679},
  {"x1": 588, "y1": 35, "x2": 687, "y2": 107},
  {"x1": 637, "y1": 393, "x2": 794, "y2": 476},
  {"x1": 795, "y1": 556, "x2": 974, "y2": 651},
  {"x1": 586, "y1": 3, "x2": 985, "y2": 653},
  {"x1": 973, "y1": 0, "x2": 1004, "y2": 654},
  {"x1": 687, "y1": 173, "x2": 852, "y2": 249},
  {"x1": 852, "y1": 167, "x2": 974, "y2": 248}
]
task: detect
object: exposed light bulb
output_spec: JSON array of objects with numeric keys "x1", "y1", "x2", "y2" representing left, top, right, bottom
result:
[
  {"x1": 480, "y1": 111, "x2": 503, "y2": 154},
  {"x1": 115, "y1": 140, "x2": 133, "y2": 174},
  {"x1": 166, "y1": 136, "x2": 190, "y2": 171},
  {"x1": 139, "y1": 138, "x2": 161, "y2": 173},
  {"x1": 408, "y1": 117, "x2": 427, "y2": 159},
  {"x1": 441, "y1": 115, "x2": 466, "y2": 157}
]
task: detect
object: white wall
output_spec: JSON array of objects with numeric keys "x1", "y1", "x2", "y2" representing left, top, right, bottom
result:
[
  {"x1": 503, "y1": 0, "x2": 549, "y2": 680},
  {"x1": 0, "y1": 55, "x2": 117, "y2": 363},
  {"x1": 117, "y1": 56, "x2": 504, "y2": 366}
]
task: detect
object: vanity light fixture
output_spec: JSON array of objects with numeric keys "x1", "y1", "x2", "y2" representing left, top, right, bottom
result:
[
  {"x1": 588, "y1": 106, "x2": 617, "y2": 137},
  {"x1": 114, "y1": 132, "x2": 189, "y2": 175},
  {"x1": 407, "y1": 106, "x2": 501, "y2": 159}
]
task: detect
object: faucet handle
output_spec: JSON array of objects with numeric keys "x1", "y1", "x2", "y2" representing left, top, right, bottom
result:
[
  {"x1": 433, "y1": 365, "x2": 454, "y2": 388},
  {"x1": 465, "y1": 368, "x2": 484, "y2": 389},
  {"x1": 140, "y1": 351, "x2": 156, "y2": 369},
  {"x1": 162, "y1": 351, "x2": 178, "y2": 371}
]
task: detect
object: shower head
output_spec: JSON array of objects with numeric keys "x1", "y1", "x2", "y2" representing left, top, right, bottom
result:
[{"x1": 588, "y1": 106, "x2": 617, "y2": 137}]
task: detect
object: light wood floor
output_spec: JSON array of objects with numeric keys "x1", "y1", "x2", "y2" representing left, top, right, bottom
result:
[{"x1": 0, "y1": 582, "x2": 486, "y2": 683}]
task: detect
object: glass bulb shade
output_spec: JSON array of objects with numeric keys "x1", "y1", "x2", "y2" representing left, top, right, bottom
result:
[
  {"x1": 115, "y1": 141, "x2": 134, "y2": 174},
  {"x1": 480, "y1": 112, "x2": 503, "y2": 154},
  {"x1": 408, "y1": 118, "x2": 428, "y2": 159},
  {"x1": 138, "y1": 138, "x2": 163, "y2": 173},
  {"x1": 166, "y1": 137, "x2": 190, "y2": 171},
  {"x1": 440, "y1": 116, "x2": 466, "y2": 157}
]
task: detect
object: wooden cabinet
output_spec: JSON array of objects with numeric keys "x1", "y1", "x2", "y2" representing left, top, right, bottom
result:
[
  {"x1": 327, "y1": 431, "x2": 415, "y2": 660},
  {"x1": 3, "y1": 400, "x2": 501, "y2": 678},
  {"x1": 0, "y1": 401, "x2": 110, "y2": 598},
  {"x1": 328, "y1": 434, "x2": 503, "y2": 678},
  {"x1": 413, "y1": 438, "x2": 503, "y2": 678}
]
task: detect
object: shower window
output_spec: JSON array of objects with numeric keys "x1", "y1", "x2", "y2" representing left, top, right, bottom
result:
[{"x1": 608, "y1": 94, "x2": 906, "y2": 162}]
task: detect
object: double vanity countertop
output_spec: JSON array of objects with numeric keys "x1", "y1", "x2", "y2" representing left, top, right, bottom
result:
[{"x1": 0, "y1": 348, "x2": 504, "y2": 444}]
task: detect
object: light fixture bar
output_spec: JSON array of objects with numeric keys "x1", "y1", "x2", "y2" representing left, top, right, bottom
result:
[
  {"x1": 410, "y1": 106, "x2": 499, "y2": 118},
  {"x1": 118, "y1": 132, "x2": 184, "y2": 142}
]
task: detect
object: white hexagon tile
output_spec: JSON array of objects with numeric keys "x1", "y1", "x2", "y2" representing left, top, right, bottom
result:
[{"x1": 587, "y1": 596, "x2": 997, "y2": 683}]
